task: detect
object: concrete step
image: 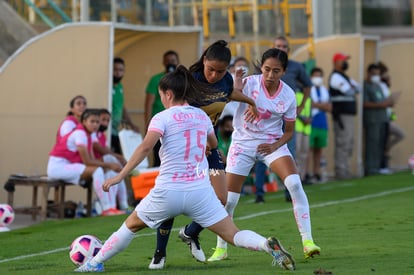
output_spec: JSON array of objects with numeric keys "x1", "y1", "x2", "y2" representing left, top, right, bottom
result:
[{"x1": 0, "y1": 1, "x2": 38, "y2": 66}]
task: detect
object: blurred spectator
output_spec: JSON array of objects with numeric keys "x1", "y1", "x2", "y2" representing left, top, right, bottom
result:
[
  {"x1": 363, "y1": 63, "x2": 395, "y2": 176},
  {"x1": 377, "y1": 61, "x2": 404, "y2": 174},
  {"x1": 232, "y1": 57, "x2": 249, "y2": 78},
  {"x1": 93, "y1": 109, "x2": 131, "y2": 212},
  {"x1": 295, "y1": 90, "x2": 312, "y2": 183},
  {"x1": 305, "y1": 67, "x2": 331, "y2": 184},
  {"x1": 273, "y1": 36, "x2": 312, "y2": 115},
  {"x1": 47, "y1": 109, "x2": 125, "y2": 216},
  {"x1": 93, "y1": 109, "x2": 127, "y2": 166},
  {"x1": 144, "y1": 50, "x2": 180, "y2": 167},
  {"x1": 112, "y1": 57, "x2": 140, "y2": 155},
  {"x1": 55, "y1": 95, "x2": 87, "y2": 143},
  {"x1": 329, "y1": 53, "x2": 359, "y2": 180},
  {"x1": 220, "y1": 56, "x2": 250, "y2": 119}
]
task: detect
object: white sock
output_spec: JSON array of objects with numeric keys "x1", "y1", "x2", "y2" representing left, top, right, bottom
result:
[
  {"x1": 92, "y1": 222, "x2": 135, "y2": 264},
  {"x1": 117, "y1": 180, "x2": 129, "y2": 210},
  {"x1": 216, "y1": 192, "x2": 241, "y2": 249},
  {"x1": 284, "y1": 174, "x2": 313, "y2": 243},
  {"x1": 104, "y1": 170, "x2": 120, "y2": 209},
  {"x1": 233, "y1": 230, "x2": 269, "y2": 252},
  {"x1": 93, "y1": 168, "x2": 112, "y2": 211},
  {"x1": 102, "y1": 155, "x2": 128, "y2": 209}
]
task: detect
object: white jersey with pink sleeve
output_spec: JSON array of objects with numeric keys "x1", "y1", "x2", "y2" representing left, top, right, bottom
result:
[
  {"x1": 59, "y1": 120, "x2": 77, "y2": 138},
  {"x1": 232, "y1": 75, "x2": 296, "y2": 148},
  {"x1": 148, "y1": 104, "x2": 214, "y2": 191},
  {"x1": 67, "y1": 129, "x2": 89, "y2": 152}
]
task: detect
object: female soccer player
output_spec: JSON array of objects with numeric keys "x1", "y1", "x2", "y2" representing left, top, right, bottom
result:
[
  {"x1": 150, "y1": 40, "x2": 258, "y2": 269},
  {"x1": 93, "y1": 108, "x2": 130, "y2": 212},
  {"x1": 210, "y1": 48, "x2": 321, "y2": 261},
  {"x1": 55, "y1": 95, "x2": 87, "y2": 143},
  {"x1": 47, "y1": 109, "x2": 124, "y2": 216},
  {"x1": 74, "y1": 65, "x2": 295, "y2": 272}
]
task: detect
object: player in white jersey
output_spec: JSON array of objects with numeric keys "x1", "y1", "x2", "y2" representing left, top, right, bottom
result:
[
  {"x1": 74, "y1": 65, "x2": 295, "y2": 273},
  {"x1": 56, "y1": 95, "x2": 87, "y2": 142},
  {"x1": 210, "y1": 48, "x2": 321, "y2": 261}
]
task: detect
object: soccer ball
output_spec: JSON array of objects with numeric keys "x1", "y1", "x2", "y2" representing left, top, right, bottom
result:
[
  {"x1": 69, "y1": 235, "x2": 102, "y2": 266},
  {"x1": 0, "y1": 204, "x2": 15, "y2": 228}
]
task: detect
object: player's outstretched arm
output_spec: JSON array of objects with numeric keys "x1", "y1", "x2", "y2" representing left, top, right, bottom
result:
[{"x1": 103, "y1": 131, "x2": 160, "y2": 191}]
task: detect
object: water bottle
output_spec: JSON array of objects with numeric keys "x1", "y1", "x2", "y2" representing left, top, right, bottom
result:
[
  {"x1": 75, "y1": 201, "x2": 85, "y2": 218},
  {"x1": 92, "y1": 199, "x2": 102, "y2": 216}
]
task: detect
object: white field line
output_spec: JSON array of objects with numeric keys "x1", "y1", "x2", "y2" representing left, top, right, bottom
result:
[
  {"x1": 236, "y1": 186, "x2": 414, "y2": 220},
  {"x1": 1, "y1": 186, "x2": 413, "y2": 264}
]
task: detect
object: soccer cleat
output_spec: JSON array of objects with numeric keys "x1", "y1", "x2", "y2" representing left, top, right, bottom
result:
[
  {"x1": 101, "y1": 208, "x2": 125, "y2": 216},
  {"x1": 208, "y1": 247, "x2": 228, "y2": 262},
  {"x1": 74, "y1": 260, "x2": 104, "y2": 272},
  {"x1": 303, "y1": 240, "x2": 321, "y2": 259},
  {"x1": 148, "y1": 250, "x2": 166, "y2": 270},
  {"x1": 178, "y1": 226, "x2": 206, "y2": 262},
  {"x1": 255, "y1": 195, "x2": 265, "y2": 203},
  {"x1": 267, "y1": 237, "x2": 295, "y2": 271}
]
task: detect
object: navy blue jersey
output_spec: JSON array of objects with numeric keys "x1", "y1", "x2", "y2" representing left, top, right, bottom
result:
[{"x1": 191, "y1": 71, "x2": 234, "y2": 126}]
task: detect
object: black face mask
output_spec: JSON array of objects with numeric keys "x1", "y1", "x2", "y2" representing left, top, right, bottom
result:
[
  {"x1": 113, "y1": 76, "x2": 123, "y2": 84},
  {"x1": 165, "y1": 64, "x2": 177, "y2": 73},
  {"x1": 98, "y1": 125, "x2": 108, "y2": 132},
  {"x1": 222, "y1": 130, "x2": 233, "y2": 138},
  {"x1": 341, "y1": 61, "x2": 349, "y2": 71}
]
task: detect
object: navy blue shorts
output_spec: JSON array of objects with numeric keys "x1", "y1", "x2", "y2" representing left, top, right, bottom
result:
[{"x1": 207, "y1": 148, "x2": 225, "y2": 170}]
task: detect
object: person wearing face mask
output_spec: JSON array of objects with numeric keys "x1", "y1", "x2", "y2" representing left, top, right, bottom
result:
[
  {"x1": 48, "y1": 109, "x2": 124, "y2": 216},
  {"x1": 144, "y1": 50, "x2": 180, "y2": 167},
  {"x1": 363, "y1": 63, "x2": 395, "y2": 176},
  {"x1": 304, "y1": 68, "x2": 331, "y2": 184},
  {"x1": 112, "y1": 57, "x2": 140, "y2": 155},
  {"x1": 93, "y1": 109, "x2": 127, "y2": 167},
  {"x1": 93, "y1": 108, "x2": 132, "y2": 214},
  {"x1": 377, "y1": 61, "x2": 404, "y2": 174},
  {"x1": 328, "y1": 53, "x2": 359, "y2": 180},
  {"x1": 232, "y1": 56, "x2": 249, "y2": 79}
]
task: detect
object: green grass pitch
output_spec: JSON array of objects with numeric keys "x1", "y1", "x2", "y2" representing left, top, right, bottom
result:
[{"x1": 1, "y1": 171, "x2": 413, "y2": 274}]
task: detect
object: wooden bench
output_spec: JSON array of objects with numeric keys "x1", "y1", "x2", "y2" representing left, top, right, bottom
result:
[{"x1": 5, "y1": 175, "x2": 92, "y2": 221}]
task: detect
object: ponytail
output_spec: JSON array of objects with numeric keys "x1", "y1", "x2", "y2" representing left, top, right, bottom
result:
[
  {"x1": 189, "y1": 40, "x2": 232, "y2": 73},
  {"x1": 159, "y1": 65, "x2": 219, "y2": 105}
]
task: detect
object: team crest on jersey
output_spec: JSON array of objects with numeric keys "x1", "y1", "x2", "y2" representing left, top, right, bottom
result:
[
  {"x1": 276, "y1": 101, "x2": 285, "y2": 113},
  {"x1": 203, "y1": 91, "x2": 227, "y2": 102}
]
